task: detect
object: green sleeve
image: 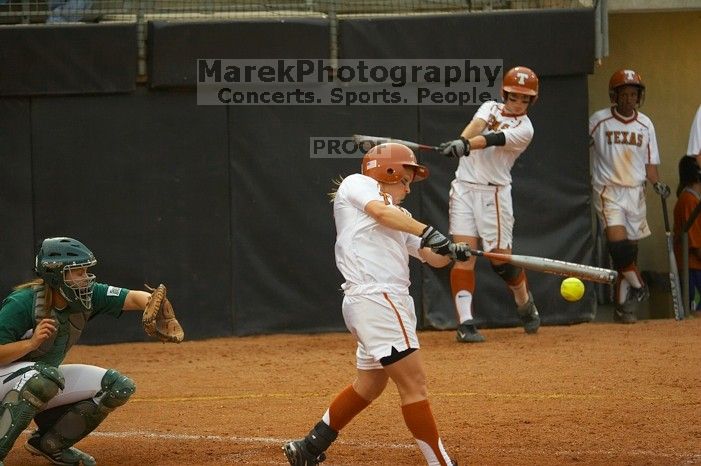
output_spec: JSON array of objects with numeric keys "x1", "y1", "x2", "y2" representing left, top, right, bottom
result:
[
  {"x1": 90, "y1": 283, "x2": 129, "y2": 318},
  {"x1": 0, "y1": 289, "x2": 37, "y2": 344}
]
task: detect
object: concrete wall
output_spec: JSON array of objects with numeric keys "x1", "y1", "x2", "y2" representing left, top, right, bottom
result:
[{"x1": 587, "y1": 10, "x2": 701, "y2": 272}]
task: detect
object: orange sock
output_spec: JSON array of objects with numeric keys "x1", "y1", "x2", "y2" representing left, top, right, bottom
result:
[
  {"x1": 451, "y1": 268, "x2": 475, "y2": 323},
  {"x1": 401, "y1": 399, "x2": 451, "y2": 466},
  {"x1": 322, "y1": 385, "x2": 370, "y2": 431}
]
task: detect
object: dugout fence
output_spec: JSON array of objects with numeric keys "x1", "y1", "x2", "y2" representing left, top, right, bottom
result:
[
  {"x1": 0, "y1": 0, "x2": 596, "y2": 77},
  {"x1": 0, "y1": 3, "x2": 599, "y2": 342}
]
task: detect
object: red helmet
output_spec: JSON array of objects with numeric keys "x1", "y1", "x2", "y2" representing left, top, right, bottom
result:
[
  {"x1": 608, "y1": 69, "x2": 645, "y2": 103},
  {"x1": 362, "y1": 143, "x2": 428, "y2": 184},
  {"x1": 502, "y1": 66, "x2": 539, "y2": 103}
]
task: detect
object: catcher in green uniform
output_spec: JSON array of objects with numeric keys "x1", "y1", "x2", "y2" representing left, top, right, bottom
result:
[{"x1": 0, "y1": 237, "x2": 183, "y2": 466}]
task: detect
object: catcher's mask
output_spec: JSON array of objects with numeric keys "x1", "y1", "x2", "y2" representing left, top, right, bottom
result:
[
  {"x1": 361, "y1": 143, "x2": 429, "y2": 184},
  {"x1": 608, "y1": 69, "x2": 645, "y2": 106},
  {"x1": 35, "y1": 237, "x2": 97, "y2": 311}
]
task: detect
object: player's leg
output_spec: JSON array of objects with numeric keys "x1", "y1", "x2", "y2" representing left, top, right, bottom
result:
[
  {"x1": 284, "y1": 294, "x2": 393, "y2": 465},
  {"x1": 283, "y1": 368, "x2": 385, "y2": 465},
  {"x1": 0, "y1": 362, "x2": 64, "y2": 463},
  {"x1": 690, "y1": 269, "x2": 701, "y2": 315},
  {"x1": 451, "y1": 235, "x2": 484, "y2": 342},
  {"x1": 489, "y1": 249, "x2": 540, "y2": 334},
  {"x1": 449, "y1": 181, "x2": 485, "y2": 343},
  {"x1": 26, "y1": 364, "x2": 135, "y2": 466},
  {"x1": 383, "y1": 350, "x2": 454, "y2": 466},
  {"x1": 480, "y1": 185, "x2": 540, "y2": 333},
  {"x1": 601, "y1": 186, "x2": 650, "y2": 322},
  {"x1": 606, "y1": 228, "x2": 646, "y2": 323}
]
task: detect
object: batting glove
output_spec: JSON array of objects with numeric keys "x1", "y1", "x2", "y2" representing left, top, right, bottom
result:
[
  {"x1": 653, "y1": 181, "x2": 671, "y2": 199},
  {"x1": 449, "y1": 242, "x2": 472, "y2": 262},
  {"x1": 438, "y1": 137, "x2": 470, "y2": 158},
  {"x1": 420, "y1": 226, "x2": 471, "y2": 261}
]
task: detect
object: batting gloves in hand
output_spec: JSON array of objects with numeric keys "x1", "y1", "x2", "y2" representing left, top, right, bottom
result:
[
  {"x1": 653, "y1": 181, "x2": 671, "y2": 199},
  {"x1": 438, "y1": 137, "x2": 470, "y2": 158},
  {"x1": 420, "y1": 226, "x2": 471, "y2": 261},
  {"x1": 450, "y1": 242, "x2": 472, "y2": 262}
]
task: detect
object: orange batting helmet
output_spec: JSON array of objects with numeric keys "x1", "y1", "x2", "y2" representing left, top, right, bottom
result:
[
  {"x1": 608, "y1": 69, "x2": 645, "y2": 104},
  {"x1": 362, "y1": 143, "x2": 428, "y2": 184},
  {"x1": 502, "y1": 66, "x2": 539, "y2": 103}
]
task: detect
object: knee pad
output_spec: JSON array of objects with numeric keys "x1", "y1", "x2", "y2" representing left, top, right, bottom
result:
[
  {"x1": 98, "y1": 369, "x2": 135, "y2": 410},
  {"x1": 0, "y1": 364, "x2": 63, "y2": 458},
  {"x1": 608, "y1": 240, "x2": 637, "y2": 270},
  {"x1": 491, "y1": 262, "x2": 523, "y2": 285},
  {"x1": 30, "y1": 370, "x2": 135, "y2": 456}
]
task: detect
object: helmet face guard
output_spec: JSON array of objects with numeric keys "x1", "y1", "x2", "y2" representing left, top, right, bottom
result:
[
  {"x1": 361, "y1": 143, "x2": 429, "y2": 184},
  {"x1": 35, "y1": 237, "x2": 97, "y2": 311}
]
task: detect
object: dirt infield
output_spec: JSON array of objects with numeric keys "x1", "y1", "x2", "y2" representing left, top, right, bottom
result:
[{"x1": 9, "y1": 318, "x2": 701, "y2": 466}]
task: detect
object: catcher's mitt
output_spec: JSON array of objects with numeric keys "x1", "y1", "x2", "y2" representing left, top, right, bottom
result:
[{"x1": 143, "y1": 284, "x2": 184, "y2": 343}]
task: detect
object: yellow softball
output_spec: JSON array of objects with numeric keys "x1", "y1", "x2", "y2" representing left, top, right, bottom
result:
[{"x1": 560, "y1": 277, "x2": 585, "y2": 302}]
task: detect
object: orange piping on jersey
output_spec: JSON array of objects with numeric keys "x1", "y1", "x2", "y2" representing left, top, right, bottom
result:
[
  {"x1": 611, "y1": 108, "x2": 637, "y2": 125},
  {"x1": 590, "y1": 115, "x2": 615, "y2": 136},
  {"x1": 494, "y1": 187, "x2": 502, "y2": 248},
  {"x1": 633, "y1": 117, "x2": 652, "y2": 164},
  {"x1": 383, "y1": 293, "x2": 410, "y2": 348}
]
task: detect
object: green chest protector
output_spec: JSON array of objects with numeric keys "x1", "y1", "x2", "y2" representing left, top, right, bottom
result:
[{"x1": 21, "y1": 285, "x2": 91, "y2": 362}]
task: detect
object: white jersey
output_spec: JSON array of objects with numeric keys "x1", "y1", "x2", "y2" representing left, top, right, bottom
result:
[
  {"x1": 589, "y1": 107, "x2": 660, "y2": 187},
  {"x1": 333, "y1": 173, "x2": 423, "y2": 296},
  {"x1": 454, "y1": 100, "x2": 534, "y2": 186},
  {"x1": 687, "y1": 104, "x2": 701, "y2": 157}
]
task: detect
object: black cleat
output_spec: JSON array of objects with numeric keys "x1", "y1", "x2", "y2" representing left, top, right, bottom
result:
[
  {"x1": 456, "y1": 320, "x2": 486, "y2": 343},
  {"x1": 283, "y1": 440, "x2": 326, "y2": 466},
  {"x1": 517, "y1": 292, "x2": 541, "y2": 334},
  {"x1": 25, "y1": 432, "x2": 96, "y2": 466}
]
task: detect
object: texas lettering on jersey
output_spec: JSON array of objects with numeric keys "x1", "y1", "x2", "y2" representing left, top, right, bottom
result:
[{"x1": 605, "y1": 130, "x2": 644, "y2": 147}]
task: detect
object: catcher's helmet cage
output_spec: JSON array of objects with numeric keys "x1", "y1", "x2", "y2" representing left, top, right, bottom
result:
[
  {"x1": 608, "y1": 69, "x2": 645, "y2": 105},
  {"x1": 362, "y1": 143, "x2": 429, "y2": 184},
  {"x1": 502, "y1": 66, "x2": 539, "y2": 103},
  {"x1": 35, "y1": 237, "x2": 97, "y2": 311}
]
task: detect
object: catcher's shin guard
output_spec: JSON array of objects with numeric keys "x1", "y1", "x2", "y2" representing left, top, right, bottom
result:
[
  {"x1": 30, "y1": 369, "x2": 135, "y2": 459},
  {"x1": 0, "y1": 364, "x2": 63, "y2": 459}
]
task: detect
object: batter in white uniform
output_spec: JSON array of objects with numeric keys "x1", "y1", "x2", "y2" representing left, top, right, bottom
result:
[
  {"x1": 439, "y1": 66, "x2": 541, "y2": 343},
  {"x1": 283, "y1": 143, "x2": 468, "y2": 466}
]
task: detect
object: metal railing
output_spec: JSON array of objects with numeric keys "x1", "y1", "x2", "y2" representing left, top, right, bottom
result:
[
  {"x1": 0, "y1": 1, "x2": 596, "y2": 79},
  {"x1": 0, "y1": 0, "x2": 594, "y2": 24}
]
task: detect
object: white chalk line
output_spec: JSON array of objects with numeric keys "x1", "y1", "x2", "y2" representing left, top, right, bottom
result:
[
  {"x1": 57, "y1": 429, "x2": 700, "y2": 461},
  {"x1": 128, "y1": 390, "x2": 686, "y2": 403}
]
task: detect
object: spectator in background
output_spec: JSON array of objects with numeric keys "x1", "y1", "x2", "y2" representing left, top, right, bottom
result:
[
  {"x1": 687, "y1": 104, "x2": 701, "y2": 165},
  {"x1": 673, "y1": 155, "x2": 701, "y2": 315},
  {"x1": 588, "y1": 69, "x2": 671, "y2": 324},
  {"x1": 47, "y1": 0, "x2": 93, "y2": 23}
]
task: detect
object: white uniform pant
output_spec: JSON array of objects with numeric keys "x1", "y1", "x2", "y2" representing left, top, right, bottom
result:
[
  {"x1": 593, "y1": 184, "x2": 651, "y2": 240},
  {"x1": 342, "y1": 293, "x2": 420, "y2": 371},
  {"x1": 0, "y1": 362, "x2": 107, "y2": 410},
  {"x1": 449, "y1": 180, "x2": 514, "y2": 251}
]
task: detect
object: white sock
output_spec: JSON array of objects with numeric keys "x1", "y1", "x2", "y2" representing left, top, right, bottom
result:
[
  {"x1": 618, "y1": 280, "x2": 631, "y2": 304},
  {"x1": 455, "y1": 290, "x2": 473, "y2": 323},
  {"x1": 622, "y1": 270, "x2": 642, "y2": 289}
]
